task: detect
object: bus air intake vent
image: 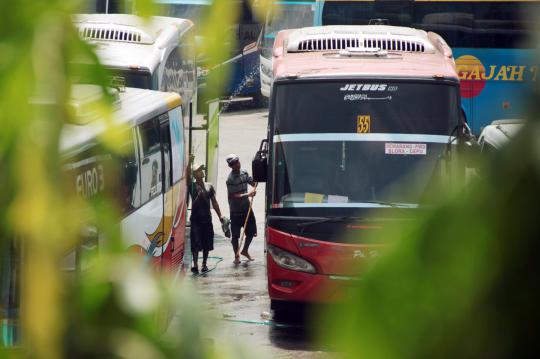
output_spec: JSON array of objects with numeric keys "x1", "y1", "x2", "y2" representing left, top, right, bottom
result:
[
  {"x1": 297, "y1": 38, "x2": 363, "y2": 51},
  {"x1": 77, "y1": 24, "x2": 153, "y2": 44},
  {"x1": 363, "y1": 38, "x2": 425, "y2": 52},
  {"x1": 287, "y1": 26, "x2": 434, "y2": 54}
]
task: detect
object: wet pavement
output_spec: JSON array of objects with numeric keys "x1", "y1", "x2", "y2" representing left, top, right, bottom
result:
[{"x1": 170, "y1": 107, "x2": 337, "y2": 358}]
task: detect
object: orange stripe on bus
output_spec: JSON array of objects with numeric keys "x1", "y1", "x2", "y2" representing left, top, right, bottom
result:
[{"x1": 166, "y1": 93, "x2": 182, "y2": 110}]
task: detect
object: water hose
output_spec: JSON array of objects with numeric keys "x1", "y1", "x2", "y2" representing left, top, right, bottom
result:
[
  {"x1": 191, "y1": 255, "x2": 224, "y2": 277},
  {"x1": 220, "y1": 318, "x2": 300, "y2": 328}
]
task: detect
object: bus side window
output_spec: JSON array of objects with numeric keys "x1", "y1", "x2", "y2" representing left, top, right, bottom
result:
[
  {"x1": 163, "y1": 44, "x2": 195, "y2": 119},
  {"x1": 413, "y1": 1, "x2": 473, "y2": 48},
  {"x1": 473, "y1": 1, "x2": 533, "y2": 49},
  {"x1": 186, "y1": 28, "x2": 197, "y2": 90},
  {"x1": 162, "y1": 46, "x2": 182, "y2": 95},
  {"x1": 160, "y1": 114, "x2": 173, "y2": 192},
  {"x1": 168, "y1": 106, "x2": 185, "y2": 183},
  {"x1": 119, "y1": 128, "x2": 140, "y2": 214},
  {"x1": 138, "y1": 119, "x2": 163, "y2": 204}
]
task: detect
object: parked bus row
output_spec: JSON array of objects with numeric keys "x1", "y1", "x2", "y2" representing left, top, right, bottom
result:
[
  {"x1": 154, "y1": 0, "x2": 263, "y2": 103},
  {"x1": 85, "y1": 0, "x2": 264, "y2": 104},
  {"x1": 259, "y1": 0, "x2": 538, "y2": 133}
]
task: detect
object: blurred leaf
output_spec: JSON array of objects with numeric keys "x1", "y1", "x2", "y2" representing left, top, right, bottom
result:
[
  {"x1": 0, "y1": 1, "x2": 255, "y2": 358},
  {"x1": 249, "y1": 0, "x2": 272, "y2": 23},
  {"x1": 322, "y1": 121, "x2": 540, "y2": 358},
  {"x1": 132, "y1": 0, "x2": 157, "y2": 18},
  {"x1": 199, "y1": 0, "x2": 240, "y2": 102}
]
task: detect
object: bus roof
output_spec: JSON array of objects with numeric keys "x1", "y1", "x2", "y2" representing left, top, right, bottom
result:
[
  {"x1": 60, "y1": 85, "x2": 181, "y2": 153},
  {"x1": 73, "y1": 14, "x2": 193, "y2": 72},
  {"x1": 272, "y1": 25, "x2": 458, "y2": 82}
]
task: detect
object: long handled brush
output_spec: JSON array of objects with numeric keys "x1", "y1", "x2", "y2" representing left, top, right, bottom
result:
[{"x1": 237, "y1": 182, "x2": 258, "y2": 259}]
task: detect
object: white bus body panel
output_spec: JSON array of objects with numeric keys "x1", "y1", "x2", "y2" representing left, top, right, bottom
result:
[
  {"x1": 121, "y1": 195, "x2": 164, "y2": 257},
  {"x1": 260, "y1": 55, "x2": 272, "y2": 98}
]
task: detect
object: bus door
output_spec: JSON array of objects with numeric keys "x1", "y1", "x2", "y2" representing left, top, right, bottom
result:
[
  {"x1": 168, "y1": 106, "x2": 188, "y2": 271},
  {"x1": 159, "y1": 114, "x2": 175, "y2": 272},
  {"x1": 135, "y1": 118, "x2": 165, "y2": 268}
]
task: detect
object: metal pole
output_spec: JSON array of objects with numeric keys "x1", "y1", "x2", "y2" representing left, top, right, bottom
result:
[{"x1": 189, "y1": 103, "x2": 193, "y2": 160}]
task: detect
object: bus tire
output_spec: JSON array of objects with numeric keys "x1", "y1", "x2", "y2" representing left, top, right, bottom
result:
[
  {"x1": 252, "y1": 93, "x2": 269, "y2": 109},
  {"x1": 271, "y1": 300, "x2": 306, "y2": 322}
]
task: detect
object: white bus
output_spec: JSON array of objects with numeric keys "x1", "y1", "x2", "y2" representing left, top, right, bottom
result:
[
  {"x1": 73, "y1": 14, "x2": 197, "y2": 120},
  {"x1": 61, "y1": 85, "x2": 190, "y2": 272},
  {"x1": 1, "y1": 85, "x2": 190, "y2": 345}
]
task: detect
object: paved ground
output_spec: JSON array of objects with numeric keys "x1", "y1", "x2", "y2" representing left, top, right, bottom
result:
[{"x1": 169, "y1": 107, "x2": 337, "y2": 358}]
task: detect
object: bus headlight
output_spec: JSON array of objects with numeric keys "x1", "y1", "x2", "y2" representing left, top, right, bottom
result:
[
  {"x1": 267, "y1": 244, "x2": 316, "y2": 274},
  {"x1": 261, "y1": 47, "x2": 272, "y2": 59},
  {"x1": 260, "y1": 63, "x2": 273, "y2": 77}
]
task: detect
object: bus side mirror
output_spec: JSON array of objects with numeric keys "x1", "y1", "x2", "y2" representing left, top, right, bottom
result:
[
  {"x1": 252, "y1": 139, "x2": 268, "y2": 182},
  {"x1": 461, "y1": 132, "x2": 481, "y2": 157}
]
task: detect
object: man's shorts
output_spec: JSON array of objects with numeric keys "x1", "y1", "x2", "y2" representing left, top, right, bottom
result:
[
  {"x1": 190, "y1": 220, "x2": 214, "y2": 253},
  {"x1": 230, "y1": 211, "x2": 257, "y2": 239}
]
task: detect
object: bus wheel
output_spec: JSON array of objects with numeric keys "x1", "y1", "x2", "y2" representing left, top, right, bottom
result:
[
  {"x1": 252, "y1": 93, "x2": 269, "y2": 109},
  {"x1": 271, "y1": 300, "x2": 306, "y2": 322}
]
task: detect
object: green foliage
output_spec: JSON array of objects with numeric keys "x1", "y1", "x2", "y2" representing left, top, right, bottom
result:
[
  {"x1": 321, "y1": 119, "x2": 540, "y2": 357},
  {"x1": 198, "y1": 0, "x2": 241, "y2": 104},
  {"x1": 0, "y1": 0, "x2": 267, "y2": 358},
  {"x1": 131, "y1": 0, "x2": 157, "y2": 18},
  {"x1": 64, "y1": 255, "x2": 216, "y2": 358}
]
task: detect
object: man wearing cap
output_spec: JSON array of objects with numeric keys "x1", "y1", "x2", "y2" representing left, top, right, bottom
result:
[
  {"x1": 189, "y1": 161, "x2": 224, "y2": 273},
  {"x1": 225, "y1": 154, "x2": 257, "y2": 264}
]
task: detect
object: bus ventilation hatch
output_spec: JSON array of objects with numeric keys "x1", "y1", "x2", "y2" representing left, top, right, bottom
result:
[
  {"x1": 296, "y1": 37, "x2": 425, "y2": 53},
  {"x1": 77, "y1": 25, "x2": 151, "y2": 44}
]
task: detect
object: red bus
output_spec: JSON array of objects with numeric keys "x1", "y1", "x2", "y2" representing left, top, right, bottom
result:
[{"x1": 252, "y1": 25, "x2": 466, "y2": 315}]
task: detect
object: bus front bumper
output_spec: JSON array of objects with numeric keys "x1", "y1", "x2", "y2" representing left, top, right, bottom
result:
[{"x1": 267, "y1": 254, "x2": 359, "y2": 303}]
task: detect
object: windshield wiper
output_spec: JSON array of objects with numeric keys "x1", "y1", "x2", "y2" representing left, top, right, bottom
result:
[
  {"x1": 359, "y1": 200, "x2": 415, "y2": 208},
  {"x1": 296, "y1": 203, "x2": 414, "y2": 230},
  {"x1": 297, "y1": 216, "x2": 365, "y2": 231}
]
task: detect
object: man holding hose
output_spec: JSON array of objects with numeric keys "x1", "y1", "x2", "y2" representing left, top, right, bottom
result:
[
  {"x1": 225, "y1": 154, "x2": 257, "y2": 264},
  {"x1": 189, "y1": 161, "x2": 224, "y2": 274}
]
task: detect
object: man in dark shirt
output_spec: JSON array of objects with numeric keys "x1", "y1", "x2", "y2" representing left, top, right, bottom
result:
[
  {"x1": 225, "y1": 154, "x2": 257, "y2": 264},
  {"x1": 189, "y1": 163, "x2": 223, "y2": 273}
]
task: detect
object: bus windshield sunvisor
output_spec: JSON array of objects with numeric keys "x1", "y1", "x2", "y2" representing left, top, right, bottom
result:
[{"x1": 273, "y1": 81, "x2": 460, "y2": 135}]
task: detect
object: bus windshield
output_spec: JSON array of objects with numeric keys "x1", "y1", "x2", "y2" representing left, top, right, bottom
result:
[
  {"x1": 271, "y1": 81, "x2": 460, "y2": 208},
  {"x1": 73, "y1": 64, "x2": 156, "y2": 90},
  {"x1": 157, "y1": 1, "x2": 207, "y2": 24},
  {"x1": 117, "y1": 69, "x2": 154, "y2": 89}
]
